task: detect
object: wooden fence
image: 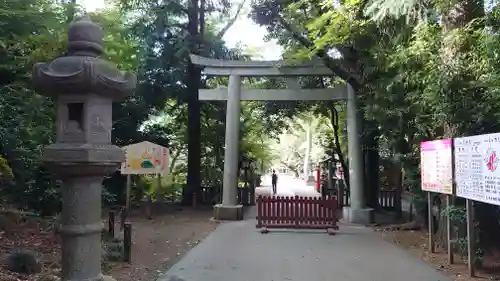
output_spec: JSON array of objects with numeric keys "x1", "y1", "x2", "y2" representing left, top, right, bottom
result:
[
  {"x1": 338, "y1": 189, "x2": 398, "y2": 210},
  {"x1": 256, "y1": 195, "x2": 339, "y2": 235},
  {"x1": 333, "y1": 184, "x2": 399, "y2": 210}
]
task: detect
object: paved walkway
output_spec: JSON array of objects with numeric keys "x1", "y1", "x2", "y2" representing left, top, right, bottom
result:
[
  {"x1": 256, "y1": 174, "x2": 321, "y2": 197},
  {"x1": 156, "y1": 174, "x2": 452, "y2": 281}
]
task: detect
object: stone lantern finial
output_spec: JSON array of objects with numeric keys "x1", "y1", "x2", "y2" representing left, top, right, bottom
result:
[{"x1": 67, "y1": 15, "x2": 104, "y2": 57}]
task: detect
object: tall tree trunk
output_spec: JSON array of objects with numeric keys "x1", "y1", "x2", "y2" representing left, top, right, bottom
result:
[
  {"x1": 184, "y1": 0, "x2": 202, "y2": 205},
  {"x1": 393, "y1": 124, "x2": 408, "y2": 217},
  {"x1": 363, "y1": 124, "x2": 380, "y2": 209},
  {"x1": 328, "y1": 105, "x2": 349, "y2": 189}
]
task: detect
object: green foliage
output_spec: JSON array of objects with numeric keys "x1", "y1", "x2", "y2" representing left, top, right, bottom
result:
[
  {"x1": 0, "y1": 0, "x2": 284, "y2": 212},
  {"x1": 248, "y1": 0, "x2": 500, "y2": 255},
  {"x1": 0, "y1": 0, "x2": 61, "y2": 212},
  {"x1": 0, "y1": 155, "x2": 13, "y2": 187},
  {"x1": 135, "y1": 175, "x2": 183, "y2": 201},
  {"x1": 101, "y1": 232, "x2": 125, "y2": 262},
  {"x1": 364, "y1": 0, "x2": 429, "y2": 23},
  {"x1": 444, "y1": 205, "x2": 484, "y2": 264},
  {"x1": 271, "y1": 110, "x2": 331, "y2": 176}
]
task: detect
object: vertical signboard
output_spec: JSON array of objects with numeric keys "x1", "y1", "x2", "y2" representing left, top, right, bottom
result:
[{"x1": 420, "y1": 139, "x2": 453, "y2": 194}]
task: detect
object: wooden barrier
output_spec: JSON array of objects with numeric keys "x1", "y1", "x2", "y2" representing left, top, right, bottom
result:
[{"x1": 256, "y1": 195, "x2": 339, "y2": 235}]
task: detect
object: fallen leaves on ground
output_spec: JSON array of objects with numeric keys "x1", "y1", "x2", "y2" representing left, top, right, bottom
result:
[
  {"x1": 379, "y1": 228, "x2": 500, "y2": 281},
  {"x1": 0, "y1": 214, "x2": 60, "y2": 281},
  {"x1": 107, "y1": 208, "x2": 217, "y2": 281},
  {"x1": 0, "y1": 206, "x2": 217, "y2": 281}
]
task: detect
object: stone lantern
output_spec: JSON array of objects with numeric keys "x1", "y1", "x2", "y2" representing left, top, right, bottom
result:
[{"x1": 32, "y1": 15, "x2": 136, "y2": 281}]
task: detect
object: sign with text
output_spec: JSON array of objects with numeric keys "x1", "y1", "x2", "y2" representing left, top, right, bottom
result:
[
  {"x1": 121, "y1": 141, "x2": 169, "y2": 175},
  {"x1": 420, "y1": 139, "x2": 453, "y2": 194},
  {"x1": 454, "y1": 132, "x2": 500, "y2": 205}
]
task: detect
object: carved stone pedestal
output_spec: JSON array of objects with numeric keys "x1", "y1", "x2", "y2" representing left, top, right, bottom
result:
[{"x1": 49, "y1": 162, "x2": 122, "y2": 281}]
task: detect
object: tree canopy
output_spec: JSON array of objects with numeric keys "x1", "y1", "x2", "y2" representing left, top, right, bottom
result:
[{"x1": 3, "y1": 0, "x2": 500, "y2": 264}]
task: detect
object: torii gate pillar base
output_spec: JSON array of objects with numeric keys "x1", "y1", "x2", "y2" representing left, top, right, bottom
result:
[
  {"x1": 214, "y1": 204, "x2": 244, "y2": 221},
  {"x1": 342, "y1": 207, "x2": 375, "y2": 225}
]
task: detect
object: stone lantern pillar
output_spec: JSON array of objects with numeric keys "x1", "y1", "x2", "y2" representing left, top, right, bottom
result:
[{"x1": 32, "y1": 15, "x2": 136, "y2": 281}]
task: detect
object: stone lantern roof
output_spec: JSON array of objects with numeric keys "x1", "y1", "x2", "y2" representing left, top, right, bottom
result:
[{"x1": 32, "y1": 15, "x2": 137, "y2": 100}]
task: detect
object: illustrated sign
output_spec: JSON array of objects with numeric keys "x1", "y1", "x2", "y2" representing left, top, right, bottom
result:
[
  {"x1": 121, "y1": 141, "x2": 169, "y2": 175},
  {"x1": 420, "y1": 139, "x2": 453, "y2": 194},
  {"x1": 454, "y1": 132, "x2": 500, "y2": 205}
]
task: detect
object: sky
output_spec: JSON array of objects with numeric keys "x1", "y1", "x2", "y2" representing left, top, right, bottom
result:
[{"x1": 80, "y1": 0, "x2": 282, "y2": 60}]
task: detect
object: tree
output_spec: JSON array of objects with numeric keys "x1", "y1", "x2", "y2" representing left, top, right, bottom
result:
[{"x1": 271, "y1": 111, "x2": 330, "y2": 179}]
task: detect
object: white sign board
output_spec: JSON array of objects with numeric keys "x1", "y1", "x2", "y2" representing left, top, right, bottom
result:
[{"x1": 454, "y1": 132, "x2": 500, "y2": 205}]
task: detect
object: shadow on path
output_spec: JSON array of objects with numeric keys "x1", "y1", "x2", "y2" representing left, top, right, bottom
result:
[{"x1": 156, "y1": 206, "x2": 452, "y2": 281}]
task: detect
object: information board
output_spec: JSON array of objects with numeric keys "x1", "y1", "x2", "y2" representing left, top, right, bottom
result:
[
  {"x1": 121, "y1": 141, "x2": 169, "y2": 175},
  {"x1": 420, "y1": 139, "x2": 453, "y2": 194},
  {"x1": 454, "y1": 132, "x2": 500, "y2": 205}
]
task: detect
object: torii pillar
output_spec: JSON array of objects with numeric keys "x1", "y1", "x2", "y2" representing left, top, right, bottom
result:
[
  {"x1": 343, "y1": 84, "x2": 374, "y2": 224},
  {"x1": 215, "y1": 74, "x2": 244, "y2": 220}
]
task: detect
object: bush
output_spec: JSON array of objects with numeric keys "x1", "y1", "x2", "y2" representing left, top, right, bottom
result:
[
  {"x1": 0, "y1": 155, "x2": 13, "y2": 187},
  {"x1": 5, "y1": 249, "x2": 42, "y2": 275},
  {"x1": 136, "y1": 175, "x2": 182, "y2": 202},
  {"x1": 101, "y1": 231, "x2": 124, "y2": 262}
]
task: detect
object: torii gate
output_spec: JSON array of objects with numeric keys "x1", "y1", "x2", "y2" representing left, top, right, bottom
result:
[{"x1": 190, "y1": 54, "x2": 372, "y2": 224}]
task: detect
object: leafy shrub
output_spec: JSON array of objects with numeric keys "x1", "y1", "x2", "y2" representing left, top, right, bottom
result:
[
  {"x1": 0, "y1": 155, "x2": 13, "y2": 187},
  {"x1": 5, "y1": 249, "x2": 42, "y2": 275}
]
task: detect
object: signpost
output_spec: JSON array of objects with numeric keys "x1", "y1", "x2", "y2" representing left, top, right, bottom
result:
[
  {"x1": 420, "y1": 139, "x2": 454, "y2": 262},
  {"x1": 420, "y1": 132, "x2": 500, "y2": 277},
  {"x1": 420, "y1": 139, "x2": 453, "y2": 195},
  {"x1": 121, "y1": 141, "x2": 169, "y2": 175},
  {"x1": 121, "y1": 141, "x2": 169, "y2": 218},
  {"x1": 453, "y1": 132, "x2": 500, "y2": 276},
  {"x1": 454, "y1": 133, "x2": 500, "y2": 204}
]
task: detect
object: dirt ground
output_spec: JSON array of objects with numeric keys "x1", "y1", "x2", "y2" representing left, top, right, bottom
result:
[
  {"x1": 379, "y1": 228, "x2": 500, "y2": 281},
  {"x1": 0, "y1": 205, "x2": 217, "y2": 281},
  {"x1": 106, "y1": 206, "x2": 217, "y2": 281}
]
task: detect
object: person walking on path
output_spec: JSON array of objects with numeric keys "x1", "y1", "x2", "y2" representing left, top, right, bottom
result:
[{"x1": 271, "y1": 170, "x2": 278, "y2": 195}]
